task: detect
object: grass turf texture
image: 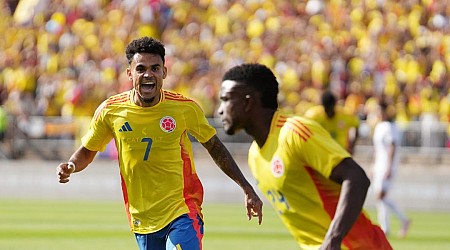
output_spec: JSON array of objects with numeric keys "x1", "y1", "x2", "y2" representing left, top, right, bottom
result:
[{"x1": 1, "y1": 199, "x2": 450, "y2": 250}]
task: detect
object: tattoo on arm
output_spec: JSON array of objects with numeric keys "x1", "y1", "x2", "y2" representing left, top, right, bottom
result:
[{"x1": 202, "y1": 135, "x2": 248, "y2": 187}]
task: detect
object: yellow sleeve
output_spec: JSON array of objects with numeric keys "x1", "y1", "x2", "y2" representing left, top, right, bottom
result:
[
  {"x1": 81, "y1": 101, "x2": 114, "y2": 152},
  {"x1": 185, "y1": 102, "x2": 216, "y2": 143}
]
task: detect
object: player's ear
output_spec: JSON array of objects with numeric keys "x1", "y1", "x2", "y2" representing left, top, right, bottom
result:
[
  {"x1": 126, "y1": 68, "x2": 132, "y2": 81},
  {"x1": 163, "y1": 66, "x2": 167, "y2": 79},
  {"x1": 244, "y1": 94, "x2": 253, "y2": 112}
]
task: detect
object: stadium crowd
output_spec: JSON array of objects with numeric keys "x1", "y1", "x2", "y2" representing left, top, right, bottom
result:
[{"x1": 0, "y1": 0, "x2": 449, "y2": 142}]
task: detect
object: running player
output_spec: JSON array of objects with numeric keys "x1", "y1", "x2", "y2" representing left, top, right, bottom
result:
[
  {"x1": 218, "y1": 63, "x2": 392, "y2": 249},
  {"x1": 56, "y1": 37, "x2": 263, "y2": 250}
]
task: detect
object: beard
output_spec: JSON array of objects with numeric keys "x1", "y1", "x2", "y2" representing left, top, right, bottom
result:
[
  {"x1": 135, "y1": 91, "x2": 156, "y2": 105},
  {"x1": 140, "y1": 96, "x2": 155, "y2": 103}
]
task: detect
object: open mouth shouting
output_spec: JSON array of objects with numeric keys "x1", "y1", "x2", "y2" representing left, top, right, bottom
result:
[
  {"x1": 136, "y1": 80, "x2": 160, "y2": 105},
  {"x1": 140, "y1": 81, "x2": 156, "y2": 94}
]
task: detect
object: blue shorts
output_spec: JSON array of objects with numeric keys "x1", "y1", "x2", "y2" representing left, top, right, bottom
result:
[{"x1": 134, "y1": 213, "x2": 204, "y2": 250}]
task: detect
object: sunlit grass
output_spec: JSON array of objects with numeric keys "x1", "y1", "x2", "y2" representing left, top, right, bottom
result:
[{"x1": 1, "y1": 199, "x2": 449, "y2": 249}]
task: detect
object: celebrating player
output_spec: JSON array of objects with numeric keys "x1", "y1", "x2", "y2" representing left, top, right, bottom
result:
[
  {"x1": 56, "y1": 37, "x2": 263, "y2": 250},
  {"x1": 218, "y1": 63, "x2": 392, "y2": 249}
]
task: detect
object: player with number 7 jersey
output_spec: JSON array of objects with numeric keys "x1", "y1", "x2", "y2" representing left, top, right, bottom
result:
[
  {"x1": 57, "y1": 37, "x2": 263, "y2": 250},
  {"x1": 82, "y1": 89, "x2": 216, "y2": 233}
]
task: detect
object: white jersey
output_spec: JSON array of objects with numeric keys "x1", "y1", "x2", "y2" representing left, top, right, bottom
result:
[{"x1": 372, "y1": 121, "x2": 400, "y2": 179}]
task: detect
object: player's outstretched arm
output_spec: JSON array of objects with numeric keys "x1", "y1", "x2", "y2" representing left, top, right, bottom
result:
[
  {"x1": 202, "y1": 135, "x2": 263, "y2": 224},
  {"x1": 321, "y1": 157, "x2": 370, "y2": 250},
  {"x1": 56, "y1": 146, "x2": 97, "y2": 183}
]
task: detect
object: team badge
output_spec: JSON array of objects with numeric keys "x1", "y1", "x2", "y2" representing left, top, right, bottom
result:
[
  {"x1": 160, "y1": 116, "x2": 176, "y2": 133},
  {"x1": 271, "y1": 157, "x2": 285, "y2": 178}
]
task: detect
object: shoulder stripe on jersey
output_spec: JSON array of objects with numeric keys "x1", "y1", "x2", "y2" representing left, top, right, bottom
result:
[
  {"x1": 291, "y1": 118, "x2": 313, "y2": 135},
  {"x1": 164, "y1": 92, "x2": 193, "y2": 102},
  {"x1": 106, "y1": 94, "x2": 129, "y2": 105},
  {"x1": 94, "y1": 92, "x2": 130, "y2": 120},
  {"x1": 163, "y1": 90, "x2": 206, "y2": 113},
  {"x1": 165, "y1": 97, "x2": 194, "y2": 102},
  {"x1": 165, "y1": 91, "x2": 184, "y2": 97},
  {"x1": 285, "y1": 118, "x2": 313, "y2": 142},
  {"x1": 276, "y1": 115, "x2": 288, "y2": 128}
]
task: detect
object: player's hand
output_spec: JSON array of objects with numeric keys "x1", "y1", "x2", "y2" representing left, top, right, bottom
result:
[
  {"x1": 245, "y1": 190, "x2": 263, "y2": 225},
  {"x1": 56, "y1": 162, "x2": 75, "y2": 183}
]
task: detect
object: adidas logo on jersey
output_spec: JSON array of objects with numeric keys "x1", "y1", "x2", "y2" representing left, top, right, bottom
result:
[{"x1": 119, "y1": 121, "x2": 133, "y2": 132}]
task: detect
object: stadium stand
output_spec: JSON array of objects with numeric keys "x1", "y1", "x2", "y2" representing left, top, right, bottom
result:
[{"x1": 0, "y1": 0, "x2": 448, "y2": 159}]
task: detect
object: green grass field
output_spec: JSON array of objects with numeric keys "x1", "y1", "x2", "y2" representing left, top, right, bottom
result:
[{"x1": 1, "y1": 199, "x2": 449, "y2": 250}]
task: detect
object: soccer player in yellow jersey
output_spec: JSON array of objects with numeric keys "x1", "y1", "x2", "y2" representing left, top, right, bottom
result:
[
  {"x1": 305, "y1": 91, "x2": 360, "y2": 155},
  {"x1": 56, "y1": 37, "x2": 263, "y2": 250},
  {"x1": 218, "y1": 63, "x2": 392, "y2": 250}
]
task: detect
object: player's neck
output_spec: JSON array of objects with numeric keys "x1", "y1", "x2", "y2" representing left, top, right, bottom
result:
[
  {"x1": 132, "y1": 89, "x2": 162, "y2": 107},
  {"x1": 247, "y1": 109, "x2": 276, "y2": 148}
]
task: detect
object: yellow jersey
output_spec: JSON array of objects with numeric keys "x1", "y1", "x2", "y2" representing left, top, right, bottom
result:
[
  {"x1": 304, "y1": 106, "x2": 359, "y2": 150},
  {"x1": 82, "y1": 89, "x2": 216, "y2": 234},
  {"x1": 248, "y1": 111, "x2": 391, "y2": 249}
]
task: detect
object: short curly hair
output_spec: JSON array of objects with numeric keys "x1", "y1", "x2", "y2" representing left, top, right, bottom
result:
[
  {"x1": 125, "y1": 37, "x2": 165, "y2": 65},
  {"x1": 222, "y1": 63, "x2": 279, "y2": 109}
]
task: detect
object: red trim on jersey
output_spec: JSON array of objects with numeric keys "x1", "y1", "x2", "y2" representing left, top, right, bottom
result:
[
  {"x1": 290, "y1": 118, "x2": 313, "y2": 136},
  {"x1": 180, "y1": 134, "x2": 204, "y2": 245},
  {"x1": 277, "y1": 115, "x2": 314, "y2": 142},
  {"x1": 305, "y1": 166, "x2": 392, "y2": 250},
  {"x1": 275, "y1": 116, "x2": 286, "y2": 130},
  {"x1": 164, "y1": 91, "x2": 192, "y2": 101},
  {"x1": 164, "y1": 91, "x2": 185, "y2": 98},
  {"x1": 108, "y1": 92, "x2": 129, "y2": 102},
  {"x1": 285, "y1": 120, "x2": 313, "y2": 142},
  {"x1": 164, "y1": 90, "x2": 206, "y2": 113},
  {"x1": 165, "y1": 97, "x2": 194, "y2": 102},
  {"x1": 120, "y1": 174, "x2": 132, "y2": 228},
  {"x1": 287, "y1": 126, "x2": 308, "y2": 141},
  {"x1": 106, "y1": 92, "x2": 130, "y2": 106},
  {"x1": 180, "y1": 133, "x2": 204, "y2": 217},
  {"x1": 278, "y1": 115, "x2": 288, "y2": 122},
  {"x1": 304, "y1": 166, "x2": 340, "y2": 217}
]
